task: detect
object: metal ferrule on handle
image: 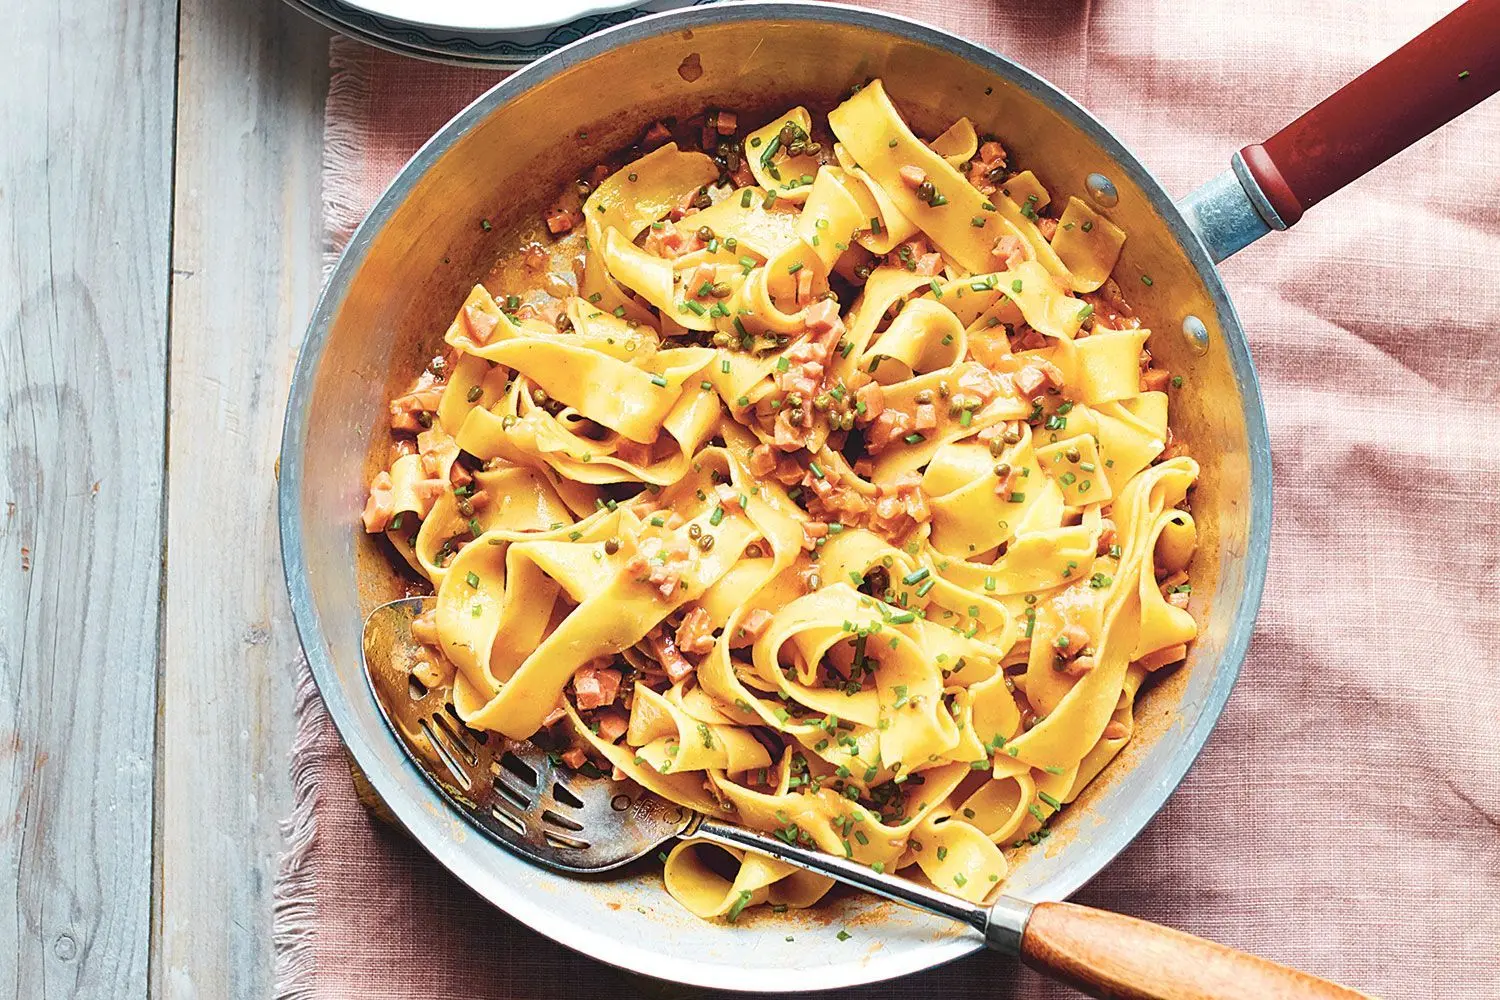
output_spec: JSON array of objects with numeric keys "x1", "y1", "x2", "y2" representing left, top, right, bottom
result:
[
  {"x1": 688, "y1": 816, "x2": 1034, "y2": 953},
  {"x1": 1183, "y1": 0, "x2": 1500, "y2": 263}
]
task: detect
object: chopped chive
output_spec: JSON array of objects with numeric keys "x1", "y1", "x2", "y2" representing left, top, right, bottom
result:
[{"x1": 649, "y1": 373, "x2": 668, "y2": 387}]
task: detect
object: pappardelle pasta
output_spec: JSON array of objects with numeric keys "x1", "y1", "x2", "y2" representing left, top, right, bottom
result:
[{"x1": 362, "y1": 80, "x2": 1198, "y2": 921}]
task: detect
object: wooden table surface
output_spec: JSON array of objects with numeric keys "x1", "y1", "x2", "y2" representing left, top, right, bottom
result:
[{"x1": 2, "y1": 1, "x2": 331, "y2": 995}]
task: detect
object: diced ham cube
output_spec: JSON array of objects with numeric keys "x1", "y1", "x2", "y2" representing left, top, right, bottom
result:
[
  {"x1": 643, "y1": 121, "x2": 672, "y2": 148},
  {"x1": 992, "y1": 234, "x2": 1026, "y2": 270},
  {"x1": 1036, "y1": 217, "x2": 1058, "y2": 241},
  {"x1": 914, "y1": 253, "x2": 943, "y2": 276},
  {"x1": 1140, "y1": 368, "x2": 1172, "y2": 392},
  {"x1": 572, "y1": 663, "x2": 622, "y2": 710},
  {"x1": 854, "y1": 383, "x2": 885, "y2": 426},
  {"x1": 545, "y1": 209, "x2": 575, "y2": 235},
  {"x1": 899, "y1": 165, "x2": 927, "y2": 190},
  {"x1": 805, "y1": 298, "x2": 842, "y2": 335},
  {"x1": 561, "y1": 747, "x2": 589, "y2": 769},
  {"x1": 596, "y1": 711, "x2": 629, "y2": 743},
  {"x1": 730, "y1": 609, "x2": 774, "y2": 647},
  {"x1": 748, "y1": 444, "x2": 777, "y2": 476},
  {"x1": 978, "y1": 141, "x2": 1007, "y2": 167},
  {"x1": 796, "y1": 268, "x2": 814, "y2": 304},
  {"x1": 674, "y1": 606, "x2": 717, "y2": 656},
  {"x1": 463, "y1": 304, "x2": 499, "y2": 345},
  {"x1": 648, "y1": 627, "x2": 696, "y2": 683},
  {"x1": 866, "y1": 408, "x2": 913, "y2": 453},
  {"x1": 913, "y1": 403, "x2": 938, "y2": 432},
  {"x1": 688, "y1": 263, "x2": 717, "y2": 296},
  {"x1": 714, "y1": 110, "x2": 738, "y2": 134},
  {"x1": 1014, "y1": 359, "x2": 1064, "y2": 398},
  {"x1": 361, "y1": 472, "x2": 395, "y2": 533}
]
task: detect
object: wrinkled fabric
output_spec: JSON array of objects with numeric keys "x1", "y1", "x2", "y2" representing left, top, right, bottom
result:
[{"x1": 282, "y1": 3, "x2": 1500, "y2": 997}]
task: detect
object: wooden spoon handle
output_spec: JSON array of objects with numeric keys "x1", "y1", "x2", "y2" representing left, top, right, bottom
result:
[{"x1": 1019, "y1": 901, "x2": 1372, "y2": 1000}]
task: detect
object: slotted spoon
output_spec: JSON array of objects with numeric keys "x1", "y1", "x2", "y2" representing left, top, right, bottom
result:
[{"x1": 363, "y1": 595, "x2": 1366, "y2": 999}]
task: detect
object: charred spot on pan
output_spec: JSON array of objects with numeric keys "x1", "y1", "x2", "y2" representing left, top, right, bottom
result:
[{"x1": 678, "y1": 52, "x2": 703, "y2": 82}]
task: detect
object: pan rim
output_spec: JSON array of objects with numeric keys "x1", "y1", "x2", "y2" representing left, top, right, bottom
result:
[{"x1": 278, "y1": 1, "x2": 1273, "y2": 990}]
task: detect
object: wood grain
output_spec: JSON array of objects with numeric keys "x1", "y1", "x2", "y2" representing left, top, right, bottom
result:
[
  {"x1": 0, "y1": 0, "x2": 176, "y2": 996},
  {"x1": 1021, "y1": 901, "x2": 1373, "y2": 1000},
  {"x1": 156, "y1": 1, "x2": 330, "y2": 997}
]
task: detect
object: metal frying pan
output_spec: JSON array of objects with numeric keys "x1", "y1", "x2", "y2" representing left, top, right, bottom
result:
[{"x1": 278, "y1": 1, "x2": 1500, "y2": 992}]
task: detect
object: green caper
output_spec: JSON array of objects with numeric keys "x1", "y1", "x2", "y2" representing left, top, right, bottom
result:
[
  {"x1": 688, "y1": 523, "x2": 703, "y2": 539},
  {"x1": 914, "y1": 390, "x2": 933, "y2": 405},
  {"x1": 698, "y1": 534, "x2": 716, "y2": 552},
  {"x1": 603, "y1": 537, "x2": 621, "y2": 554},
  {"x1": 1065, "y1": 446, "x2": 1081, "y2": 463},
  {"x1": 697, "y1": 225, "x2": 715, "y2": 242},
  {"x1": 994, "y1": 462, "x2": 1012, "y2": 480}
]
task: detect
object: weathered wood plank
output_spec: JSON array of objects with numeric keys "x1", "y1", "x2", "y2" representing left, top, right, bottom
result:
[
  {"x1": 157, "y1": 1, "x2": 331, "y2": 996},
  {"x1": 0, "y1": 1, "x2": 177, "y2": 996}
]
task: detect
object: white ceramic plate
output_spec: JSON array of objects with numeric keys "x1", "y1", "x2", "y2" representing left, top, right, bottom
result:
[
  {"x1": 349, "y1": 0, "x2": 640, "y2": 33},
  {"x1": 287, "y1": 0, "x2": 720, "y2": 67}
]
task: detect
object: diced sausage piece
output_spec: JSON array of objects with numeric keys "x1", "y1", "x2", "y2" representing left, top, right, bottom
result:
[
  {"x1": 573, "y1": 664, "x2": 622, "y2": 710},
  {"x1": 854, "y1": 382, "x2": 885, "y2": 425},
  {"x1": 1140, "y1": 368, "x2": 1172, "y2": 392},
  {"x1": 805, "y1": 298, "x2": 842, "y2": 335},
  {"x1": 714, "y1": 110, "x2": 738, "y2": 134},
  {"x1": 898, "y1": 165, "x2": 927, "y2": 190},
  {"x1": 361, "y1": 472, "x2": 395, "y2": 533},
  {"x1": 1014, "y1": 359, "x2": 1064, "y2": 397},
  {"x1": 674, "y1": 606, "x2": 717, "y2": 656},
  {"x1": 463, "y1": 304, "x2": 499, "y2": 345},
  {"x1": 748, "y1": 444, "x2": 777, "y2": 476},
  {"x1": 596, "y1": 710, "x2": 629, "y2": 743},
  {"x1": 561, "y1": 747, "x2": 589, "y2": 769},
  {"x1": 545, "y1": 209, "x2": 575, "y2": 235},
  {"x1": 1102, "y1": 720, "x2": 1129, "y2": 740},
  {"x1": 913, "y1": 403, "x2": 938, "y2": 432},
  {"x1": 991, "y1": 234, "x2": 1026, "y2": 270}
]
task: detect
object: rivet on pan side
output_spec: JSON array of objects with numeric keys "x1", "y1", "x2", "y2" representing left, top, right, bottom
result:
[
  {"x1": 1182, "y1": 315, "x2": 1210, "y2": 354},
  {"x1": 1085, "y1": 172, "x2": 1119, "y2": 207}
]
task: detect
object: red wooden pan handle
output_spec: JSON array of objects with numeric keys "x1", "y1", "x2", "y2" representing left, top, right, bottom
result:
[{"x1": 1240, "y1": 0, "x2": 1500, "y2": 227}]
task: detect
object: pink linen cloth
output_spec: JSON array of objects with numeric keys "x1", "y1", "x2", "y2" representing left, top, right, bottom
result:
[{"x1": 275, "y1": 3, "x2": 1500, "y2": 997}]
